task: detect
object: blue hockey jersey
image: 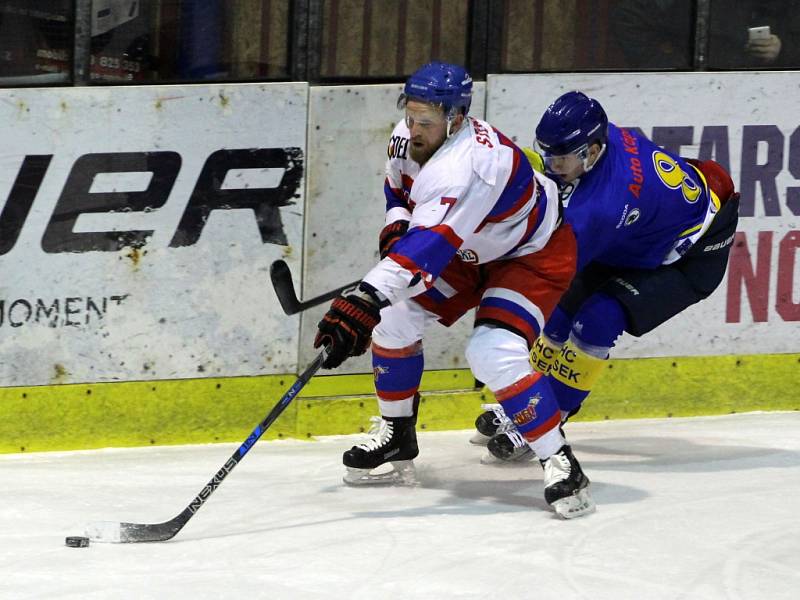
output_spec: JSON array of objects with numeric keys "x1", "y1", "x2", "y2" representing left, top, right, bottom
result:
[{"x1": 560, "y1": 123, "x2": 720, "y2": 270}]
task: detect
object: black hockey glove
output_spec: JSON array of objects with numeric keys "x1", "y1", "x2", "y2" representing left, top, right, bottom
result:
[
  {"x1": 314, "y1": 294, "x2": 381, "y2": 369},
  {"x1": 378, "y1": 220, "x2": 409, "y2": 259}
]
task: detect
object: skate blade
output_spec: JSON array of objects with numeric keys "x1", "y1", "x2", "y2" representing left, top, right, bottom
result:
[
  {"x1": 480, "y1": 451, "x2": 503, "y2": 465},
  {"x1": 343, "y1": 460, "x2": 418, "y2": 486},
  {"x1": 551, "y1": 487, "x2": 596, "y2": 519},
  {"x1": 469, "y1": 432, "x2": 491, "y2": 446},
  {"x1": 479, "y1": 448, "x2": 535, "y2": 465}
]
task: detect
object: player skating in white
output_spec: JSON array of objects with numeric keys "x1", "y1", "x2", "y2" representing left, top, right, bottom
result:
[{"x1": 313, "y1": 62, "x2": 594, "y2": 518}]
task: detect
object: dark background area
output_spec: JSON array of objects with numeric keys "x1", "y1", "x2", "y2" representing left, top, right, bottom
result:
[{"x1": 1, "y1": 0, "x2": 798, "y2": 86}]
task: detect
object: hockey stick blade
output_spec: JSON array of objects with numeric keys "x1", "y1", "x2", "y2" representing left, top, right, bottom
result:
[
  {"x1": 269, "y1": 259, "x2": 360, "y2": 315},
  {"x1": 85, "y1": 519, "x2": 183, "y2": 544},
  {"x1": 85, "y1": 350, "x2": 327, "y2": 543}
]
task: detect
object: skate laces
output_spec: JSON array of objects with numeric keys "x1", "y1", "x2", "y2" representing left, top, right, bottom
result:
[
  {"x1": 543, "y1": 450, "x2": 571, "y2": 484},
  {"x1": 359, "y1": 417, "x2": 393, "y2": 451},
  {"x1": 504, "y1": 427, "x2": 528, "y2": 448},
  {"x1": 481, "y1": 403, "x2": 531, "y2": 449},
  {"x1": 480, "y1": 405, "x2": 525, "y2": 446},
  {"x1": 366, "y1": 416, "x2": 383, "y2": 436},
  {"x1": 481, "y1": 403, "x2": 518, "y2": 434}
]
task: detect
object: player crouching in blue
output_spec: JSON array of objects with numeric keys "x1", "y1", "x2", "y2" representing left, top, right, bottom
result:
[
  {"x1": 473, "y1": 91, "x2": 740, "y2": 464},
  {"x1": 314, "y1": 63, "x2": 595, "y2": 518}
]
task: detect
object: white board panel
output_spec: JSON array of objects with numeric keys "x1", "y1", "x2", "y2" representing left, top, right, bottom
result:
[
  {"x1": 487, "y1": 72, "x2": 800, "y2": 358},
  {"x1": 0, "y1": 83, "x2": 307, "y2": 385}
]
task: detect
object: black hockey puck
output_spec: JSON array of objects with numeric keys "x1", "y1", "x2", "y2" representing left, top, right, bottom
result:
[{"x1": 65, "y1": 536, "x2": 90, "y2": 548}]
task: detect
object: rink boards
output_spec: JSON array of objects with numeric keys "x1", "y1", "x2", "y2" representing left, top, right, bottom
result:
[{"x1": 0, "y1": 73, "x2": 797, "y2": 452}]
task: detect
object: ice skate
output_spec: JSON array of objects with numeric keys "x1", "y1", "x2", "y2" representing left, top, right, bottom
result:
[
  {"x1": 481, "y1": 427, "x2": 535, "y2": 464},
  {"x1": 472, "y1": 401, "x2": 542, "y2": 464},
  {"x1": 343, "y1": 415, "x2": 419, "y2": 486},
  {"x1": 541, "y1": 445, "x2": 595, "y2": 519},
  {"x1": 469, "y1": 403, "x2": 509, "y2": 445}
]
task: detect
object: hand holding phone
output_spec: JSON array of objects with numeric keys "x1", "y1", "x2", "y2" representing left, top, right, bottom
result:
[
  {"x1": 747, "y1": 26, "x2": 771, "y2": 41},
  {"x1": 746, "y1": 25, "x2": 781, "y2": 63}
]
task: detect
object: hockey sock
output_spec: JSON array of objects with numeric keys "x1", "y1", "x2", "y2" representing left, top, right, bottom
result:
[
  {"x1": 466, "y1": 326, "x2": 565, "y2": 457},
  {"x1": 548, "y1": 293, "x2": 626, "y2": 415},
  {"x1": 542, "y1": 304, "x2": 572, "y2": 345},
  {"x1": 530, "y1": 305, "x2": 573, "y2": 376},
  {"x1": 530, "y1": 333, "x2": 561, "y2": 375},
  {"x1": 495, "y1": 373, "x2": 562, "y2": 447},
  {"x1": 549, "y1": 338, "x2": 608, "y2": 414},
  {"x1": 372, "y1": 341, "x2": 424, "y2": 418}
]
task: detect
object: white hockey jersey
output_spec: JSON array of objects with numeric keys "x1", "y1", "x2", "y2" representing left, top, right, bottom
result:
[{"x1": 362, "y1": 116, "x2": 561, "y2": 306}]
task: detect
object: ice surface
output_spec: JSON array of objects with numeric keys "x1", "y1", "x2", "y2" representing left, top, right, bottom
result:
[
  {"x1": 85, "y1": 521, "x2": 122, "y2": 543},
  {"x1": 3, "y1": 412, "x2": 800, "y2": 599}
]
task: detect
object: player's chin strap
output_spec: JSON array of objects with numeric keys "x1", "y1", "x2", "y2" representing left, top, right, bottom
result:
[
  {"x1": 581, "y1": 143, "x2": 607, "y2": 174},
  {"x1": 446, "y1": 111, "x2": 466, "y2": 139}
]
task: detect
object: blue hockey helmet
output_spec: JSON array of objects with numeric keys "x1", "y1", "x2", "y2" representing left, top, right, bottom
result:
[
  {"x1": 534, "y1": 91, "x2": 608, "y2": 157},
  {"x1": 398, "y1": 61, "x2": 473, "y2": 117}
]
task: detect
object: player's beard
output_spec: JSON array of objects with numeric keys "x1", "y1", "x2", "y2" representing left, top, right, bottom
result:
[{"x1": 410, "y1": 134, "x2": 444, "y2": 166}]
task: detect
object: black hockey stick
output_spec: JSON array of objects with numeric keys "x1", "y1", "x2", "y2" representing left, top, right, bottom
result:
[
  {"x1": 270, "y1": 259, "x2": 360, "y2": 315},
  {"x1": 85, "y1": 349, "x2": 328, "y2": 543}
]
